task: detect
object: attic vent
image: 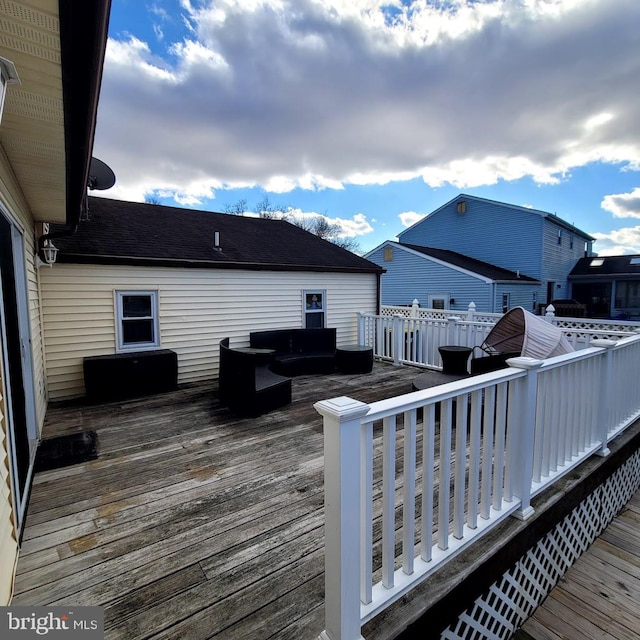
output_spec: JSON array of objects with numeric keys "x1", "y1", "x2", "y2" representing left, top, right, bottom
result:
[{"x1": 456, "y1": 201, "x2": 466, "y2": 214}]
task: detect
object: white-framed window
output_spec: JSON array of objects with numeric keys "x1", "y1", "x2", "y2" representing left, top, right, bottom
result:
[
  {"x1": 428, "y1": 293, "x2": 450, "y2": 310},
  {"x1": 115, "y1": 290, "x2": 160, "y2": 352},
  {"x1": 502, "y1": 293, "x2": 510, "y2": 314},
  {"x1": 303, "y1": 290, "x2": 326, "y2": 328}
]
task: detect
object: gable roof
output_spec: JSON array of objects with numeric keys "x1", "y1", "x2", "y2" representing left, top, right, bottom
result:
[
  {"x1": 398, "y1": 194, "x2": 595, "y2": 242},
  {"x1": 380, "y1": 242, "x2": 539, "y2": 283},
  {"x1": 569, "y1": 254, "x2": 640, "y2": 278},
  {"x1": 51, "y1": 197, "x2": 383, "y2": 274}
]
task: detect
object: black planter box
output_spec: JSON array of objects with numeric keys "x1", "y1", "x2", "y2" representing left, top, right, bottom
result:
[{"x1": 84, "y1": 349, "x2": 178, "y2": 401}]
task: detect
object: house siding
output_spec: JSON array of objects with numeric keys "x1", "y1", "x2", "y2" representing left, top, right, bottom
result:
[
  {"x1": 40, "y1": 264, "x2": 378, "y2": 400},
  {"x1": 399, "y1": 198, "x2": 544, "y2": 279},
  {"x1": 541, "y1": 218, "x2": 589, "y2": 301},
  {"x1": 368, "y1": 243, "x2": 492, "y2": 312},
  {"x1": 495, "y1": 283, "x2": 539, "y2": 314},
  {"x1": 1, "y1": 151, "x2": 48, "y2": 603}
]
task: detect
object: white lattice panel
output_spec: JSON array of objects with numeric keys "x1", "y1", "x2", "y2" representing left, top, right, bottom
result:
[{"x1": 441, "y1": 449, "x2": 640, "y2": 640}]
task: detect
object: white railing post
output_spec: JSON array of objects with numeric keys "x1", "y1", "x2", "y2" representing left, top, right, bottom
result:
[
  {"x1": 544, "y1": 304, "x2": 556, "y2": 323},
  {"x1": 447, "y1": 316, "x2": 461, "y2": 344},
  {"x1": 357, "y1": 312, "x2": 365, "y2": 345},
  {"x1": 411, "y1": 298, "x2": 420, "y2": 318},
  {"x1": 314, "y1": 396, "x2": 370, "y2": 640},
  {"x1": 504, "y1": 357, "x2": 543, "y2": 520},
  {"x1": 590, "y1": 338, "x2": 617, "y2": 457},
  {"x1": 467, "y1": 301, "x2": 476, "y2": 322},
  {"x1": 393, "y1": 314, "x2": 404, "y2": 365}
]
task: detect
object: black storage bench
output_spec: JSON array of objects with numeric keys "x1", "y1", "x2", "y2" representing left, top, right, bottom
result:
[{"x1": 83, "y1": 349, "x2": 178, "y2": 401}]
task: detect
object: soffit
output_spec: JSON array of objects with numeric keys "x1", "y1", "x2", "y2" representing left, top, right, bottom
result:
[{"x1": 0, "y1": 0, "x2": 66, "y2": 223}]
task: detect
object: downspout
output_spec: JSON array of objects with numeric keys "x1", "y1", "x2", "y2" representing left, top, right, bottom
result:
[{"x1": 35, "y1": 196, "x2": 86, "y2": 262}]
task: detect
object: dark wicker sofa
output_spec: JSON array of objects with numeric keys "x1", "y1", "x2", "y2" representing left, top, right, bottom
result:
[
  {"x1": 249, "y1": 328, "x2": 337, "y2": 376},
  {"x1": 218, "y1": 338, "x2": 292, "y2": 417}
]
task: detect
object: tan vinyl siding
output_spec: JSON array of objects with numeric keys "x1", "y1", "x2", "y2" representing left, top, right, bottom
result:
[
  {"x1": 0, "y1": 363, "x2": 18, "y2": 605},
  {"x1": 1, "y1": 150, "x2": 49, "y2": 603},
  {"x1": 40, "y1": 264, "x2": 378, "y2": 399}
]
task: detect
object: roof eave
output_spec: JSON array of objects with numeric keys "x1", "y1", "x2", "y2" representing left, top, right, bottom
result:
[
  {"x1": 56, "y1": 253, "x2": 385, "y2": 274},
  {"x1": 59, "y1": 0, "x2": 112, "y2": 228}
]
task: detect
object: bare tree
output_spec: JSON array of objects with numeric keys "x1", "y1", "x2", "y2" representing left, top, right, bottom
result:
[
  {"x1": 222, "y1": 197, "x2": 361, "y2": 254},
  {"x1": 223, "y1": 198, "x2": 248, "y2": 215}
]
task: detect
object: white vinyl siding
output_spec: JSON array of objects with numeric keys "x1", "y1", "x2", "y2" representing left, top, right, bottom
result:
[{"x1": 40, "y1": 264, "x2": 378, "y2": 400}]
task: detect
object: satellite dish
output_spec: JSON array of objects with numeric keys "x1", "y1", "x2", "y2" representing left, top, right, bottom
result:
[{"x1": 88, "y1": 157, "x2": 116, "y2": 190}]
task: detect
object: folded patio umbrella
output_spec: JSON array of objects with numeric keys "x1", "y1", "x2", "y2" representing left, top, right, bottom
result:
[{"x1": 479, "y1": 306, "x2": 574, "y2": 359}]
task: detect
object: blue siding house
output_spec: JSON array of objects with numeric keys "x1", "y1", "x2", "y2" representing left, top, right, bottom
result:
[
  {"x1": 366, "y1": 241, "x2": 540, "y2": 313},
  {"x1": 366, "y1": 194, "x2": 595, "y2": 313}
]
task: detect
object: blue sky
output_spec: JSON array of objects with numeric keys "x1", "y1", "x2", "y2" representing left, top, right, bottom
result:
[{"x1": 93, "y1": 0, "x2": 640, "y2": 255}]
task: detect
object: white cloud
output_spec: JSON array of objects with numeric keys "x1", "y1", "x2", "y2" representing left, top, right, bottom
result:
[
  {"x1": 95, "y1": 0, "x2": 640, "y2": 205},
  {"x1": 399, "y1": 211, "x2": 426, "y2": 227},
  {"x1": 601, "y1": 188, "x2": 640, "y2": 219},
  {"x1": 590, "y1": 226, "x2": 640, "y2": 255},
  {"x1": 286, "y1": 208, "x2": 374, "y2": 237}
]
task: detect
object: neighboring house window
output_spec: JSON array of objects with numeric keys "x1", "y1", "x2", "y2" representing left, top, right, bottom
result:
[
  {"x1": 428, "y1": 293, "x2": 450, "y2": 310},
  {"x1": 502, "y1": 293, "x2": 510, "y2": 314},
  {"x1": 570, "y1": 235, "x2": 574, "y2": 249},
  {"x1": 615, "y1": 281, "x2": 640, "y2": 309},
  {"x1": 532, "y1": 291, "x2": 537, "y2": 311},
  {"x1": 115, "y1": 291, "x2": 160, "y2": 351},
  {"x1": 304, "y1": 290, "x2": 326, "y2": 328},
  {"x1": 557, "y1": 229, "x2": 562, "y2": 245}
]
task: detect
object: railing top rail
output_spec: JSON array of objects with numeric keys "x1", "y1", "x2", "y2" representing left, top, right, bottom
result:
[{"x1": 362, "y1": 367, "x2": 524, "y2": 423}]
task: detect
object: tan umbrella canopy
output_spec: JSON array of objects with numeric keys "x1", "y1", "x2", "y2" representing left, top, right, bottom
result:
[{"x1": 481, "y1": 307, "x2": 574, "y2": 359}]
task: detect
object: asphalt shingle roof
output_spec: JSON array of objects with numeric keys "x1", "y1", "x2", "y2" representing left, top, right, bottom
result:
[
  {"x1": 399, "y1": 242, "x2": 539, "y2": 282},
  {"x1": 569, "y1": 254, "x2": 640, "y2": 277},
  {"x1": 52, "y1": 197, "x2": 383, "y2": 274}
]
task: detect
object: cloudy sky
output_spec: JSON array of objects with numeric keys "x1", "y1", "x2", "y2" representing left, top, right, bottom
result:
[{"x1": 93, "y1": 0, "x2": 640, "y2": 255}]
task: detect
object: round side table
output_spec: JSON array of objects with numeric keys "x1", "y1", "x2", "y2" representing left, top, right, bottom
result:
[{"x1": 335, "y1": 344, "x2": 374, "y2": 374}]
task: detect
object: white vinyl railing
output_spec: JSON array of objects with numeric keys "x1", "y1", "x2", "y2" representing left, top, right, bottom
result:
[
  {"x1": 315, "y1": 333, "x2": 640, "y2": 640},
  {"x1": 360, "y1": 310, "x2": 638, "y2": 369},
  {"x1": 382, "y1": 302, "x2": 640, "y2": 334}
]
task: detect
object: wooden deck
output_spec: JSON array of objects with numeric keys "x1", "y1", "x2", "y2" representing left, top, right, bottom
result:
[
  {"x1": 516, "y1": 489, "x2": 640, "y2": 640},
  {"x1": 14, "y1": 361, "x2": 452, "y2": 640}
]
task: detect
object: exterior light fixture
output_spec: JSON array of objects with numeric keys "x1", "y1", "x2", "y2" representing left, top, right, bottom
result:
[
  {"x1": 0, "y1": 56, "x2": 20, "y2": 125},
  {"x1": 36, "y1": 239, "x2": 59, "y2": 267}
]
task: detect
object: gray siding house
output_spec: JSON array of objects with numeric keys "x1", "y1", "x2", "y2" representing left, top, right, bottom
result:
[{"x1": 367, "y1": 194, "x2": 594, "y2": 313}]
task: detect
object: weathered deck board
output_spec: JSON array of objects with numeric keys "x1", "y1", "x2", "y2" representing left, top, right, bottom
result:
[
  {"x1": 516, "y1": 490, "x2": 640, "y2": 640},
  {"x1": 15, "y1": 361, "x2": 456, "y2": 639}
]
